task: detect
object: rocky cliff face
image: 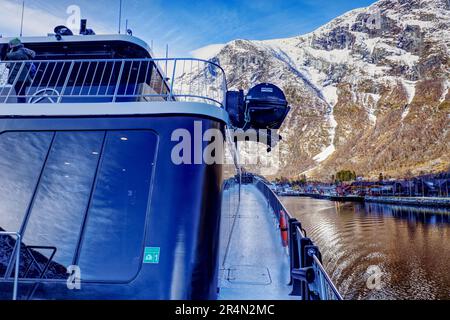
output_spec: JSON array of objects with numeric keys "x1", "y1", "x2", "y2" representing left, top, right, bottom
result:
[{"x1": 187, "y1": 0, "x2": 450, "y2": 180}]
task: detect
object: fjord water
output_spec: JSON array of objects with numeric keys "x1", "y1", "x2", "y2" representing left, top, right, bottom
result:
[{"x1": 280, "y1": 197, "x2": 450, "y2": 300}]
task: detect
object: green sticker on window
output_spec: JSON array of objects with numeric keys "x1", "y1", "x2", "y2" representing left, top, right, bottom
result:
[{"x1": 143, "y1": 247, "x2": 160, "y2": 264}]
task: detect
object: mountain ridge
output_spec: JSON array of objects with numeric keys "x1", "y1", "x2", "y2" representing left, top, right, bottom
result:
[{"x1": 187, "y1": 0, "x2": 450, "y2": 180}]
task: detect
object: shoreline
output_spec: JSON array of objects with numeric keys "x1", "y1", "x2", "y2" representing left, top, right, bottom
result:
[
  {"x1": 364, "y1": 196, "x2": 450, "y2": 208},
  {"x1": 278, "y1": 193, "x2": 450, "y2": 208}
]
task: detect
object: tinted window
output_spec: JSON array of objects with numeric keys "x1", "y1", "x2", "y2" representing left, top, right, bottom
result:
[
  {"x1": 0, "y1": 130, "x2": 155, "y2": 282},
  {"x1": 78, "y1": 131, "x2": 156, "y2": 281},
  {"x1": 20, "y1": 132, "x2": 104, "y2": 279},
  {"x1": 0, "y1": 132, "x2": 53, "y2": 277},
  {"x1": 0, "y1": 132, "x2": 53, "y2": 232}
]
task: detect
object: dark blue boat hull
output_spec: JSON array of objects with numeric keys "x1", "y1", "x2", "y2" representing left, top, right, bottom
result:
[{"x1": 0, "y1": 115, "x2": 225, "y2": 300}]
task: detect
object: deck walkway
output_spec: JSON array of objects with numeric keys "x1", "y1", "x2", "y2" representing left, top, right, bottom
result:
[{"x1": 218, "y1": 184, "x2": 294, "y2": 300}]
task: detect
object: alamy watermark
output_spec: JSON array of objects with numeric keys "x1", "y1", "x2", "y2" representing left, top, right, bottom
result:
[
  {"x1": 366, "y1": 265, "x2": 383, "y2": 290},
  {"x1": 366, "y1": 9, "x2": 382, "y2": 31},
  {"x1": 62, "y1": 7, "x2": 282, "y2": 175},
  {"x1": 67, "y1": 265, "x2": 81, "y2": 290},
  {"x1": 66, "y1": 5, "x2": 81, "y2": 32},
  {"x1": 170, "y1": 121, "x2": 283, "y2": 175}
]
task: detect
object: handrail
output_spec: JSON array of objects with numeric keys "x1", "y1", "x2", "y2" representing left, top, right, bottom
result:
[
  {"x1": 0, "y1": 231, "x2": 21, "y2": 300},
  {"x1": 23, "y1": 246, "x2": 57, "y2": 279},
  {"x1": 253, "y1": 177, "x2": 343, "y2": 300},
  {"x1": 312, "y1": 254, "x2": 343, "y2": 300},
  {"x1": 0, "y1": 58, "x2": 227, "y2": 107}
]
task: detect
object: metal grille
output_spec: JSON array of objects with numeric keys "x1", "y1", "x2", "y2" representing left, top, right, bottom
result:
[{"x1": 0, "y1": 58, "x2": 227, "y2": 107}]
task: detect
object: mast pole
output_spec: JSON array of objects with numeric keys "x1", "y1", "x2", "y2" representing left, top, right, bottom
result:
[
  {"x1": 118, "y1": 0, "x2": 123, "y2": 34},
  {"x1": 20, "y1": 0, "x2": 25, "y2": 37},
  {"x1": 165, "y1": 44, "x2": 169, "y2": 76}
]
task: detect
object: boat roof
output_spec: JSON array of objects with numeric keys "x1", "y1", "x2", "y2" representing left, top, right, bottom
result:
[{"x1": 0, "y1": 34, "x2": 155, "y2": 59}]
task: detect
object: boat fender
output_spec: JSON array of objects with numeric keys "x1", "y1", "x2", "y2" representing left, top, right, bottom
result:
[{"x1": 279, "y1": 210, "x2": 288, "y2": 247}]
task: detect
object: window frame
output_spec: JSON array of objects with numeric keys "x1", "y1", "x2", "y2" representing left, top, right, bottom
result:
[{"x1": 0, "y1": 129, "x2": 158, "y2": 284}]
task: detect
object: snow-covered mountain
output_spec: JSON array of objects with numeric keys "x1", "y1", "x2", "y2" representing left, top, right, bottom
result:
[{"x1": 186, "y1": 0, "x2": 450, "y2": 179}]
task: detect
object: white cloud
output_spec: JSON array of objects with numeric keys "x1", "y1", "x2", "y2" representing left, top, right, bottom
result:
[
  {"x1": 0, "y1": 0, "x2": 112, "y2": 38},
  {"x1": 190, "y1": 43, "x2": 225, "y2": 59},
  {"x1": 0, "y1": 0, "x2": 66, "y2": 37}
]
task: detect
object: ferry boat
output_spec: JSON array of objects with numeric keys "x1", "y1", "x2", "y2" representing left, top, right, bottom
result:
[{"x1": 0, "y1": 22, "x2": 341, "y2": 300}]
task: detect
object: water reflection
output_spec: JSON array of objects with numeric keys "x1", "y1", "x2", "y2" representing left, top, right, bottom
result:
[
  {"x1": 280, "y1": 197, "x2": 450, "y2": 300},
  {"x1": 364, "y1": 203, "x2": 450, "y2": 225}
]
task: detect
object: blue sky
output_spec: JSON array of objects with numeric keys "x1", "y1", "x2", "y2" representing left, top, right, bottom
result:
[{"x1": 0, "y1": 0, "x2": 376, "y2": 57}]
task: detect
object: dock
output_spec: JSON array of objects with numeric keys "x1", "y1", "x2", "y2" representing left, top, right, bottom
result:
[
  {"x1": 365, "y1": 196, "x2": 450, "y2": 208},
  {"x1": 286, "y1": 193, "x2": 364, "y2": 202},
  {"x1": 278, "y1": 192, "x2": 450, "y2": 208}
]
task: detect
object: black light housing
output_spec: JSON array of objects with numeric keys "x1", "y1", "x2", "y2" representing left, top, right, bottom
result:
[
  {"x1": 80, "y1": 19, "x2": 87, "y2": 35},
  {"x1": 245, "y1": 83, "x2": 290, "y2": 130},
  {"x1": 226, "y1": 83, "x2": 290, "y2": 152},
  {"x1": 226, "y1": 83, "x2": 290, "y2": 130},
  {"x1": 79, "y1": 19, "x2": 96, "y2": 35},
  {"x1": 54, "y1": 25, "x2": 74, "y2": 37}
]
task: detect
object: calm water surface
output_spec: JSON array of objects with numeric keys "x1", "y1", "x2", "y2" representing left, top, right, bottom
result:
[{"x1": 280, "y1": 197, "x2": 450, "y2": 300}]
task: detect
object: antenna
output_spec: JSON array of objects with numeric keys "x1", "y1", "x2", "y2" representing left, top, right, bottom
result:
[
  {"x1": 165, "y1": 44, "x2": 169, "y2": 76},
  {"x1": 20, "y1": 0, "x2": 25, "y2": 37},
  {"x1": 118, "y1": 0, "x2": 123, "y2": 34},
  {"x1": 125, "y1": 19, "x2": 132, "y2": 36}
]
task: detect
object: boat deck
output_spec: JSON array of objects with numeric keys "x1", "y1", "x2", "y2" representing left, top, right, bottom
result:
[{"x1": 218, "y1": 184, "x2": 294, "y2": 300}]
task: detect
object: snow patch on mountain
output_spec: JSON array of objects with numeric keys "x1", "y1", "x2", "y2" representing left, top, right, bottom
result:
[
  {"x1": 322, "y1": 86, "x2": 339, "y2": 107},
  {"x1": 364, "y1": 37, "x2": 381, "y2": 55},
  {"x1": 365, "y1": 93, "x2": 381, "y2": 125},
  {"x1": 402, "y1": 79, "x2": 417, "y2": 105},
  {"x1": 440, "y1": 79, "x2": 449, "y2": 104},
  {"x1": 313, "y1": 144, "x2": 336, "y2": 162},
  {"x1": 387, "y1": 53, "x2": 420, "y2": 67}
]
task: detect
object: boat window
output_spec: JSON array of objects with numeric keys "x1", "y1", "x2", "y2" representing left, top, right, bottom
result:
[
  {"x1": 0, "y1": 132, "x2": 53, "y2": 277},
  {"x1": 0, "y1": 130, "x2": 155, "y2": 282},
  {"x1": 77, "y1": 131, "x2": 156, "y2": 282},
  {"x1": 19, "y1": 132, "x2": 104, "y2": 279}
]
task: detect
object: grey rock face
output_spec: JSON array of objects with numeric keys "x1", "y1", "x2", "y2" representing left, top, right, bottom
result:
[
  {"x1": 312, "y1": 26, "x2": 356, "y2": 50},
  {"x1": 397, "y1": 25, "x2": 423, "y2": 53},
  {"x1": 183, "y1": 0, "x2": 450, "y2": 179}
]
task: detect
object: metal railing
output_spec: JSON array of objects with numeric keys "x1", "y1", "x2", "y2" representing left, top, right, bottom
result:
[
  {"x1": 0, "y1": 231, "x2": 21, "y2": 300},
  {"x1": 254, "y1": 177, "x2": 343, "y2": 300},
  {"x1": 0, "y1": 58, "x2": 227, "y2": 107}
]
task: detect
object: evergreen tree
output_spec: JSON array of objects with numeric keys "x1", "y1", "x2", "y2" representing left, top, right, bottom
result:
[{"x1": 336, "y1": 170, "x2": 356, "y2": 182}]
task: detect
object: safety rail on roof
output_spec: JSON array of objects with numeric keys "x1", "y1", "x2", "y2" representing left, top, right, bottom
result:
[
  {"x1": 254, "y1": 177, "x2": 343, "y2": 300},
  {"x1": 0, "y1": 58, "x2": 227, "y2": 107}
]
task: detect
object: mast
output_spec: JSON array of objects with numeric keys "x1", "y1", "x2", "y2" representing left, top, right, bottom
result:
[
  {"x1": 118, "y1": 0, "x2": 123, "y2": 34},
  {"x1": 20, "y1": 0, "x2": 25, "y2": 37}
]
